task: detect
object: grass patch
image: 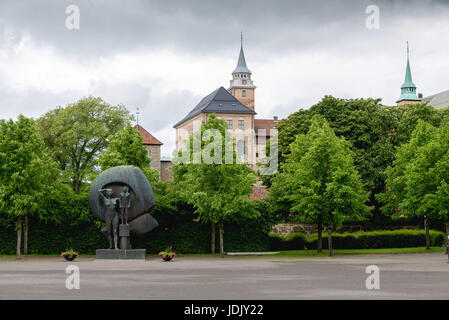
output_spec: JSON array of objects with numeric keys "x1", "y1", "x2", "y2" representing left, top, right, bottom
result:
[{"x1": 271, "y1": 246, "x2": 445, "y2": 257}]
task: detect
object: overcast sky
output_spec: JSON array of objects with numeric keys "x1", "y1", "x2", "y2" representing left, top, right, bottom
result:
[{"x1": 0, "y1": 0, "x2": 448, "y2": 156}]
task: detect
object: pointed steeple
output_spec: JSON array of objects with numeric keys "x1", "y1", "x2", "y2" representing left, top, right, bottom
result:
[
  {"x1": 233, "y1": 33, "x2": 251, "y2": 74},
  {"x1": 397, "y1": 41, "x2": 421, "y2": 104},
  {"x1": 228, "y1": 33, "x2": 256, "y2": 110}
]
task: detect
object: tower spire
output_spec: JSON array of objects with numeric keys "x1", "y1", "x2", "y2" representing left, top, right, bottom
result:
[
  {"x1": 396, "y1": 41, "x2": 421, "y2": 105},
  {"x1": 228, "y1": 34, "x2": 256, "y2": 110}
]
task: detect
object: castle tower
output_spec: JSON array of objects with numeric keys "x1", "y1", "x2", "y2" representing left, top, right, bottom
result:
[
  {"x1": 396, "y1": 42, "x2": 421, "y2": 106},
  {"x1": 228, "y1": 35, "x2": 256, "y2": 111}
]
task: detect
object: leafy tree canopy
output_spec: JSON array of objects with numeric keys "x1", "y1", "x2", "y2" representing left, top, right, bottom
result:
[
  {"x1": 36, "y1": 96, "x2": 133, "y2": 193},
  {"x1": 270, "y1": 115, "x2": 371, "y2": 227},
  {"x1": 173, "y1": 114, "x2": 258, "y2": 225},
  {"x1": 0, "y1": 115, "x2": 59, "y2": 220}
]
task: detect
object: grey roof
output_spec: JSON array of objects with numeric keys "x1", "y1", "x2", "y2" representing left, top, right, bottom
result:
[
  {"x1": 422, "y1": 90, "x2": 449, "y2": 109},
  {"x1": 233, "y1": 46, "x2": 251, "y2": 74},
  {"x1": 173, "y1": 86, "x2": 256, "y2": 128}
]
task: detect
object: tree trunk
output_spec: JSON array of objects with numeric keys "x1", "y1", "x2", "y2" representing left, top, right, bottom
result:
[
  {"x1": 446, "y1": 221, "x2": 449, "y2": 254},
  {"x1": 16, "y1": 215, "x2": 22, "y2": 259},
  {"x1": 24, "y1": 214, "x2": 28, "y2": 255},
  {"x1": 74, "y1": 180, "x2": 80, "y2": 194},
  {"x1": 211, "y1": 222, "x2": 216, "y2": 255},
  {"x1": 317, "y1": 221, "x2": 323, "y2": 253},
  {"x1": 327, "y1": 226, "x2": 333, "y2": 257},
  {"x1": 219, "y1": 223, "x2": 224, "y2": 258},
  {"x1": 424, "y1": 216, "x2": 430, "y2": 250}
]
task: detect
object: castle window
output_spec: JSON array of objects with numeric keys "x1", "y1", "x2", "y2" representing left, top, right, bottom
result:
[
  {"x1": 227, "y1": 119, "x2": 233, "y2": 129},
  {"x1": 242, "y1": 90, "x2": 246, "y2": 97},
  {"x1": 238, "y1": 120, "x2": 244, "y2": 129}
]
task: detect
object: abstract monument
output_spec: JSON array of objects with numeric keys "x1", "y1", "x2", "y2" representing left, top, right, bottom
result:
[{"x1": 89, "y1": 165, "x2": 159, "y2": 259}]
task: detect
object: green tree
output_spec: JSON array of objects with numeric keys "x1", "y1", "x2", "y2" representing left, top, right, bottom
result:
[
  {"x1": 36, "y1": 96, "x2": 133, "y2": 193},
  {"x1": 272, "y1": 97, "x2": 446, "y2": 227},
  {"x1": 380, "y1": 121, "x2": 449, "y2": 249},
  {"x1": 98, "y1": 124, "x2": 173, "y2": 213},
  {"x1": 98, "y1": 124, "x2": 150, "y2": 170},
  {"x1": 0, "y1": 116, "x2": 59, "y2": 258},
  {"x1": 270, "y1": 116, "x2": 370, "y2": 255},
  {"x1": 172, "y1": 114, "x2": 258, "y2": 257},
  {"x1": 271, "y1": 97, "x2": 396, "y2": 223}
]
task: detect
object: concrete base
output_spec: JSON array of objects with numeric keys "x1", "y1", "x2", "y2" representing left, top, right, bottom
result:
[{"x1": 96, "y1": 249, "x2": 146, "y2": 260}]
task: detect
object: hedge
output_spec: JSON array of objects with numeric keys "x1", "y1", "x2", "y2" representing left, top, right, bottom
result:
[
  {"x1": 268, "y1": 229, "x2": 445, "y2": 250},
  {"x1": 269, "y1": 232, "x2": 306, "y2": 250},
  {"x1": 0, "y1": 210, "x2": 271, "y2": 255}
]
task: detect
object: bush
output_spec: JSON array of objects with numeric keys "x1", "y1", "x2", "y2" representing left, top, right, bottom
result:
[
  {"x1": 304, "y1": 229, "x2": 445, "y2": 250},
  {"x1": 267, "y1": 229, "x2": 445, "y2": 251},
  {"x1": 269, "y1": 232, "x2": 306, "y2": 250}
]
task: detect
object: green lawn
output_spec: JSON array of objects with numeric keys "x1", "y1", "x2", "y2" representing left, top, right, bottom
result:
[
  {"x1": 179, "y1": 246, "x2": 446, "y2": 259},
  {"x1": 271, "y1": 246, "x2": 445, "y2": 257}
]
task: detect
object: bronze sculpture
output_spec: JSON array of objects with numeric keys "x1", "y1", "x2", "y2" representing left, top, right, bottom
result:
[
  {"x1": 98, "y1": 188, "x2": 119, "y2": 249},
  {"x1": 119, "y1": 186, "x2": 131, "y2": 225},
  {"x1": 89, "y1": 166, "x2": 159, "y2": 257}
]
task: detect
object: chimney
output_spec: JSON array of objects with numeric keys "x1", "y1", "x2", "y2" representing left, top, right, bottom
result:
[
  {"x1": 273, "y1": 116, "x2": 278, "y2": 121},
  {"x1": 418, "y1": 93, "x2": 423, "y2": 99}
]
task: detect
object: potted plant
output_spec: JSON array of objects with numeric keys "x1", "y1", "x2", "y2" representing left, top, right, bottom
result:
[
  {"x1": 158, "y1": 246, "x2": 176, "y2": 261},
  {"x1": 61, "y1": 249, "x2": 79, "y2": 261}
]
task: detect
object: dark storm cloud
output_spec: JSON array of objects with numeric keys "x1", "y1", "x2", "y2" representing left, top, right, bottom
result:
[
  {"x1": 0, "y1": 0, "x2": 446, "y2": 59},
  {"x1": 1, "y1": 0, "x2": 448, "y2": 155}
]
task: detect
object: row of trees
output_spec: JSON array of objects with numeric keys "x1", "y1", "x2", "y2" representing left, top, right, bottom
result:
[
  {"x1": 0, "y1": 98, "x2": 259, "y2": 259},
  {"x1": 265, "y1": 97, "x2": 449, "y2": 254},
  {"x1": 1, "y1": 94, "x2": 447, "y2": 258},
  {"x1": 0, "y1": 97, "x2": 135, "y2": 258}
]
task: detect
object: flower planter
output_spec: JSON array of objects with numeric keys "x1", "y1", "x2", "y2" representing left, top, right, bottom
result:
[
  {"x1": 161, "y1": 255, "x2": 174, "y2": 261},
  {"x1": 63, "y1": 254, "x2": 77, "y2": 261}
]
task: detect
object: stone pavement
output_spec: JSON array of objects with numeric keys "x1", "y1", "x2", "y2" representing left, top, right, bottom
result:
[{"x1": 1, "y1": 253, "x2": 449, "y2": 299}]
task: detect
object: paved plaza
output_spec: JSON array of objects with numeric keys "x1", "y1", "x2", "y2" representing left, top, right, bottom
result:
[{"x1": 1, "y1": 253, "x2": 449, "y2": 299}]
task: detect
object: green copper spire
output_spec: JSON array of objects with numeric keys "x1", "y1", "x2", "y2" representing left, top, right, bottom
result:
[{"x1": 397, "y1": 41, "x2": 421, "y2": 103}]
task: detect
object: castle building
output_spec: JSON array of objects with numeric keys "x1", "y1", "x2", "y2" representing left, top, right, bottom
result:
[
  {"x1": 173, "y1": 40, "x2": 278, "y2": 166},
  {"x1": 134, "y1": 124, "x2": 174, "y2": 181}
]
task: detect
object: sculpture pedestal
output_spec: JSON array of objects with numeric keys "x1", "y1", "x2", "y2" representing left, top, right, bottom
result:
[
  {"x1": 119, "y1": 224, "x2": 130, "y2": 250},
  {"x1": 96, "y1": 249, "x2": 146, "y2": 260}
]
